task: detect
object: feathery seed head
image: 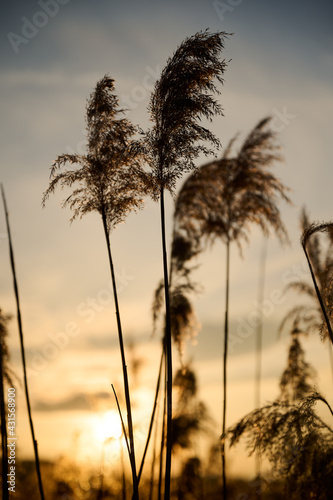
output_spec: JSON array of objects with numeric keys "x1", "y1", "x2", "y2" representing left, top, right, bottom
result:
[
  {"x1": 141, "y1": 30, "x2": 229, "y2": 197},
  {"x1": 175, "y1": 116, "x2": 291, "y2": 252},
  {"x1": 43, "y1": 76, "x2": 147, "y2": 233}
]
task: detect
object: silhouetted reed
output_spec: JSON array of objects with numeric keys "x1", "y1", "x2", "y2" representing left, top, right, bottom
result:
[
  {"x1": 175, "y1": 117, "x2": 290, "y2": 499},
  {"x1": 301, "y1": 219, "x2": 333, "y2": 345},
  {"x1": 227, "y1": 335, "x2": 332, "y2": 500},
  {"x1": 141, "y1": 230, "x2": 200, "y2": 497},
  {"x1": 138, "y1": 30, "x2": 228, "y2": 498},
  {"x1": 281, "y1": 209, "x2": 333, "y2": 383},
  {"x1": 43, "y1": 76, "x2": 148, "y2": 499},
  {"x1": 1, "y1": 185, "x2": 45, "y2": 500}
]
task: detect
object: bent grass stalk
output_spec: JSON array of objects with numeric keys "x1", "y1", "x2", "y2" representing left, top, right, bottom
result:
[
  {"x1": 280, "y1": 210, "x2": 333, "y2": 387},
  {"x1": 138, "y1": 349, "x2": 164, "y2": 483},
  {"x1": 1, "y1": 184, "x2": 45, "y2": 500},
  {"x1": 111, "y1": 384, "x2": 131, "y2": 459},
  {"x1": 149, "y1": 383, "x2": 162, "y2": 500},
  {"x1": 112, "y1": 384, "x2": 130, "y2": 500},
  {"x1": 301, "y1": 222, "x2": 333, "y2": 346}
]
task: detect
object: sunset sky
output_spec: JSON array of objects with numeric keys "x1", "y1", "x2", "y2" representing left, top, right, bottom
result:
[{"x1": 1, "y1": 0, "x2": 333, "y2": 479}]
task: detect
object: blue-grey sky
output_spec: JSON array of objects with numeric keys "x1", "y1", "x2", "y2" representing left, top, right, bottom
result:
[{"x1": 1, "y1": 0, "x2": 333, "y2": 473}]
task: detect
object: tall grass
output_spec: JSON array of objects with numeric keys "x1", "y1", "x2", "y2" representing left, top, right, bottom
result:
[
  {"x1": 281, "y1": 210, "x2": 333, "y2": 381},
  {"x1": 43, "y1": 76, "x2": 148, "y2": 499},
  {"x1": 138, "y1": 30, "x2": 228, "y2": 498},
  {"x1": 137, "y1": 350, "x2": 163, "y2": 484},
  {"x1": 254, "y1": 236, "x2": 268, "y2": 494},
  {"x1": 301, "y1": 221, "x2": 333, "y2": 345},
  {"x1": 175, "y1": 117, "x2": 290, "y2": 498},
  {"x1": 1, "y1": 185, "x2": 45, "y2": 500}
]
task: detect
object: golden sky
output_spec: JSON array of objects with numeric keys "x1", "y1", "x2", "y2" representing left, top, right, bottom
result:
[{"x1": 1, "y1": 0, "x2": 333, "y2": 479}]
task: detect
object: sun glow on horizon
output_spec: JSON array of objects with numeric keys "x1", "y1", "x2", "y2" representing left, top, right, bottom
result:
[{"x1": 94, "y1": 410, "x2": 123, "y2": 442}]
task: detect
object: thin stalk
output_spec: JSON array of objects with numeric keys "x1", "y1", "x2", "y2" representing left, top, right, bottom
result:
[
  {"x1": 0, "y1": 346, "x2": 9, "y2": 500},
  {"x1": 302, "y1": 243, "x2": 333, "y2": 345},
  {"x1": 140, "y1": 243, "x2": 171, "y2": 487},
  {"x1": 111, "y1": 384, "x2": 131, "y2": 460},
  {"x1": 138, "y1": 348, "x2": 164, "y2": 483},
  {"x1": 159, "y1": 187, "x2": 173, "y2": 500},
  {"x1": 158, "y1": 357, "x2": 167, "y2": 500},
  {"x1": 149, "y1": 374, "x2": 162, "y2": 500},
  {"x1": 148, "y1": 249, "x2": 172, "y2": 497},
  {"x1": 102, "y1": 213, "x2": 138, "y2": 500},
  {"x1": 120, "y1": 438, "x2": 127, "y2": 500},
  {"x1": 1, "y1": 185, "x2": 45, "y2": 500},
  {"x1": 315, "y1": 393, "x2": 333, "y2": 418},
  {"x1": 254, "y1": 237, "x2": 267, "y2": 499},
  {"x1": 221, "y1": 237, "x2": 230, "y2": 500}
]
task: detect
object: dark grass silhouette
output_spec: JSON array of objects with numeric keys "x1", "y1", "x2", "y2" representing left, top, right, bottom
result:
[
  {"x1": 301, "y1": 219, "x2": 333, "y2": 345},
  {"x1": 172, "y1": 365, "x2": 211, "y2": 500},
  {"x1": 171, "y1": 364, "x2": 212, "y2": 453},
  {"x1": 148, "y1": 230, "x2": 201, "y2": 498},
  {"x1": 254, "y1": 235, "x2": 268, "y2": 496},
  {"x1": 43, "y1": 76, "x2": 148, "y2": 499},
  {"x1": 137, "y1": 29, "x2": 228, "y2": 499},
  {"x1": 280, "y1": 209, "x2": 333, "y2": 380},
  {"x1": 1, "y1": 185, "x2": 45, "y2": 500},
  {"x1": 175, "y1": 117, "x2": 291, "y2": 499},
  {"x1": 227, "y1": 328, "x2": 333, "y2": 499},
  {"x1": 279, "y1": 326, "x2": 317, "y2": 404},
  {"x1": 139, "y1": 197, "x2": 203, "y2": 497}
]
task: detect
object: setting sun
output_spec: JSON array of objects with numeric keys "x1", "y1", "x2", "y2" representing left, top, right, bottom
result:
[{"x1": 94, "y1": 410, "x2": 123, "y2": 442}]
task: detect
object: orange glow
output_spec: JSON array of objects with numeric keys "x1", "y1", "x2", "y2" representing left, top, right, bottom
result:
[{"x1": 94, "y1": 410, "x2": 123, "y2": 442}]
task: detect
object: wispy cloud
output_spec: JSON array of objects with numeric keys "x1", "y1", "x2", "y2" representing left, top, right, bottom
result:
[{"x1": 34, "y1": 390, "x2": 110, "y2": 412}]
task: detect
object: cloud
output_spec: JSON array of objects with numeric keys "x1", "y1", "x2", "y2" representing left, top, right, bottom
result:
[{"x1": 34, "y1": 390, "x2": 110, "y2": 412}]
